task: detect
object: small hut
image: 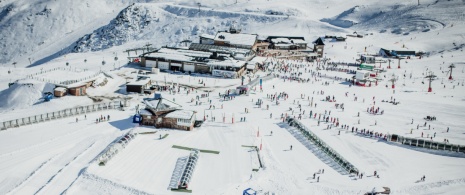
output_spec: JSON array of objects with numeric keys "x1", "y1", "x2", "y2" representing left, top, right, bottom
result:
[
  {"x1": 68, "y1": 85, "x2": 87, "y2": 96},
  {"x1": 54, "y1": 87, "x2": 67, "y2": 97}
]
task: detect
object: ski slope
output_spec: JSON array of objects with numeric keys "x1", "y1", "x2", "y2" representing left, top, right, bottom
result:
[{"x1": 0, "y1": 0, "x2": 465, "y2": 194}]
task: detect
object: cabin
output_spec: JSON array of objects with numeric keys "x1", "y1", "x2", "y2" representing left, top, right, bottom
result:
[
  {"x1": 54, "y1": 87, "x2": 67, "y2": 97},
  {"x1": 68, "y1": 85, "x2": 87, "y2": 96},
  {"x1": 126, "y1": 76, "x2": 152, "y2": 93}
]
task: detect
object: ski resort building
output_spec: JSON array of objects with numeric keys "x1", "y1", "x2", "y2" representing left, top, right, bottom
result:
[
  {"x1": 139, "y1": 97, "x2": 197, "y2": 131},
  {"x1": 68, "y1": 85, "x2": 88, "y2": 96},
  {"x1": 54, "y1": 87, "x2": 67, "y2": 97},
  {"x1": 126, "y1": 76, "x2": 152, "y2": 93},
  {"x1": 199, "y1": 34, "x2": 215, "y2": 45},
  {"x1": 266, "y1": 36, "x2": 308, "y2": 50},
  {"x1": 140, "y1": 47, "x2": 250, "y2": 78},
  {"x1": 213, "y1": 31, "x2": 257, "y2": 49},
  {"x1": 379, "y1": 48, "x2": 416, "y2": 58}
]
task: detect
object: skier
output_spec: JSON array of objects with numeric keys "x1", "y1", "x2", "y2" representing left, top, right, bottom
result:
[
  {"x1": 317, "y1": 176, "x2": 320, "y2": 182},
  {"x1": 290, "y1": 145, "x2": 293, "y2": 150},
  {"x1": 76, "y1": 118, "x2": 78, "y2": 123}
]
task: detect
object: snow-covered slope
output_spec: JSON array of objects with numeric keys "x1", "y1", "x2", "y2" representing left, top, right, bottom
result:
[
  {"x1": 0, "y1": 0, "x2": 144, "y2": 65},
  {"x1": 321, "y1": 0, "x2": 465, "y2": 34},
  {"x1": 0, "y1": 79, "x2": 53, "y2": 111},
  {"x1": 70, "y1": 3, "x2": 344, "y2": 53}
]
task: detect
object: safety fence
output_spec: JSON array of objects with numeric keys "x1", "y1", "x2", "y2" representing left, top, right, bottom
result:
[
  {"x1": 25, "y1": 67, "x2": 103, "y2": 86},
  {"x1": 387, "y1": 134, "x2": 465, "y2": 154},
  {"x1": 0, "y1": 100, "x2": 124, "y2": 131},
  {"x1": 246, "y1": 74, "x2": 275, "y2": 89},
  {"x1": 287, "y1": 118, "x2": 359, "y2": 175}
]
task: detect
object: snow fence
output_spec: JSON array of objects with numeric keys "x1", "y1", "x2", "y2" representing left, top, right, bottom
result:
[
  {"x1": 287, "y1": 118, "x2": 359, "y2": 175},
  {"x1": 0, "y1": 100, "x2": 128, "y2": 130}
]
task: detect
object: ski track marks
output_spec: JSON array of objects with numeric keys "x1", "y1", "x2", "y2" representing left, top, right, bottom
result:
[
  {"x1": 8, "y1": 139, "x2": 95, "y2": 195},
  {"x1": 33, "y1": 141, "x2": 96, "y2": 195}
]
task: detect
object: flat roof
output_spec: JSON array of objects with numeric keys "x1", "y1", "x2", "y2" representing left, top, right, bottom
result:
[
  {"x1": 189, "y1": 43, "x2": 251, "y2": 55},
  {"x1": 165, "y1": 110, "x2": 195, "y2": 120},
  {"x1": 200, "y1": 34, "x2": 215, "y2": 39},
  {"x1": 207, "y1": 59, "x2": 246, "y2": 68},
  {"x1": 214, "y1": 32, "x2": 257, "y2": 47},
  {"x1": 127, "y1": 78, "x2": 150, "y2": 86}
]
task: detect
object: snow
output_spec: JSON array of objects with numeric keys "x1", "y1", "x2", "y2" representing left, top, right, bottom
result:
[
  {"x1": 213, "y1": 32, "x2": 257, "y2": 48},
  {"x1": 1, "y1": 0, "x2": 465, "y2": 194},
  {"x1": 165, "y1": 110, "x2": 195, "y2": 120}
]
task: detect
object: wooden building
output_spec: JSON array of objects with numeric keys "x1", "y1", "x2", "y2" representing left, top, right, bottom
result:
[
  {"x1": 157, "y1": 110, "x2": 196, "y2": 131},
  {"x1": 54, "y1": 87, "x2": 67, "y2": 97},
  {"x1": 68, "y1": 85, "x2": 87, "y2": 96},
  {"x1": 140, "y1": 98, "x2": 197, "y2": 131}
]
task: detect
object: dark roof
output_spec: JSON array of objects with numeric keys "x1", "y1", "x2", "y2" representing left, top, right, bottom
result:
[
  {"x1": 379, "y1": 48, "x2": 392, "y2": 56},
  {"x1": 393, "y1": 50, "x2": 415, "y2": 56},
  {"x1": 313, "y1": 37, "x2": 325, "y2": 45}
]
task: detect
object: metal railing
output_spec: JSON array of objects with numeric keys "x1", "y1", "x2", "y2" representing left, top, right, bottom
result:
[
  {"x1": 387, "y1": 134, "x2": 465, "y2": 154},
  {"x1": 0, "y1": 100, "x2": 125, "y2": 131},
  {"x1": 287, "y1": 118, "x2": 359, "y2": 175}
]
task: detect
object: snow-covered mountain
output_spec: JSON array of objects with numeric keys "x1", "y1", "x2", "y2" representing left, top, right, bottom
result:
[
  {"x1": 0, "y1": 0, "x2": 152, "y2": 65},
  {"x1": 1, "y1": 0, "x2": 462, "y2": 67}
]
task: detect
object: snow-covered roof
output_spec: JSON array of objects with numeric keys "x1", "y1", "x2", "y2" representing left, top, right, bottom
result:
[
  {"x1": 200, "y1": 34, "x2": 215, "y2": 39},
  {"x1": 165, "y1": 110, "x2": 195, "y2": 120},
  {"x1": 207, "y1": 59, "x2": 246, "y2": 68},
  {"x1": 291, "y1": 39, "x2": 307, "y2": 44},
  {"x1": 127, "y1": 78, "x2": 150, "y2": 86},
  {"x1": 271, "y1": 38, "x2": 291, "y2": 44},
  {"x1": 146, "y1": 52, "x2": 193, "y2": 62},
  {"x1": 139, "y1": 109, "x2": 153, "y2": 116},
  {"x1": 214, "y1": 32, "x2": 257, "y2": 47},
  {"x1": 144, "y1": 98, "x2": 182, "y2": 112},
  {"x1": 54, "y1": 87, "x2": 67, "y2": 92},
  {"x1": 189, "y1": 43, "x2": 251, "y2": 55},
  {"x1": 275, "y1": 43, "x2": 293, "y2": 47},
  {"x1": 246, "y1": 64, "x2": 256, "y2": 70},
  {"x1": 145, "y1": 99, "x2": 160, "y2": 109}
]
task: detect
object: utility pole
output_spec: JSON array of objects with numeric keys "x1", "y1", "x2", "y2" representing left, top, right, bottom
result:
[
  {"x1": 425, "y1": 71, "x2": 436, "y2": 92},
  {"x1": 197, "y1": 3, "x2": 201, "y2": 15},
  {"x1": 448, "y1": 64, "x2": 455, "y2": 80}
]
